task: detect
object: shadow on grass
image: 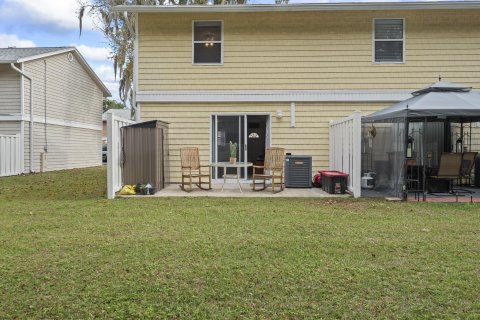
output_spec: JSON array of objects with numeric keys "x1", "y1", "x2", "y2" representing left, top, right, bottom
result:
[{"x1": 0, "y1": 166, "x2": 106, "y2": 201}]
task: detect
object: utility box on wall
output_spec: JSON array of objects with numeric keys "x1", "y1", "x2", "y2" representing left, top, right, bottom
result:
[
  {"x1": 285, "y1": 155, "x2": 312, "y2": 188},
  {"x1": 121, "y1": 120, "x2": 169, "y2": 191}
]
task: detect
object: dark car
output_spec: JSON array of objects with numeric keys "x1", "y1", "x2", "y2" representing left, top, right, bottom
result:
[{"x1": 102, "y1": 145, "x2": 107, "y2": 163}]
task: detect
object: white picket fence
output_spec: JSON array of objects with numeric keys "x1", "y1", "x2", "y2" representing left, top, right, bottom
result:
[
  {"x1": 329, "y1": 111, "x2": 362, "y2": 198},
  {"x1": 106, "y1": 112, "x2": 136, "y2": 199},
  {"x1": 0, "y1": 134, "x2": 23, "y2": 177}
]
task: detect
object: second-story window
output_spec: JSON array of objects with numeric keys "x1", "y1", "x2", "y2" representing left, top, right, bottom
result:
[
  {"x1": 193, "y1": 21, "x2": 223, "y2": 64},
  {"x1": 373, "y1": 18, "x2": 404, "y2": 63}
]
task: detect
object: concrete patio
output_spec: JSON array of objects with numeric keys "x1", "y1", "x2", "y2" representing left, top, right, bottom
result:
[{"x1": 126, "y1": 183, "x2": 351, "y2": 198}]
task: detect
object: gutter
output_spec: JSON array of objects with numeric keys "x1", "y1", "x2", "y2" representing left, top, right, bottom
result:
[
  {"x1": 10, "y1": 62, "x2": 34, "y2": 173},
  {"x1": 113, "y1": 1, "x2": 480, "y2": 13}
]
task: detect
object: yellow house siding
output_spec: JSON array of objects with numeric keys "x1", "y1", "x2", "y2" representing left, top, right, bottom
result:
[
  {"x1": 141, "y1": 102, "x2": 389, "y2": 183},
  {"x1": 138, "y1": 9, "x2": 480, "y2": 91}
]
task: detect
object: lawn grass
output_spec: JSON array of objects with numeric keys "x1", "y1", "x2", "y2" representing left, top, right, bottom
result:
[{"x1": 0, "y1": 167, "x2": 479, "y2": 319}]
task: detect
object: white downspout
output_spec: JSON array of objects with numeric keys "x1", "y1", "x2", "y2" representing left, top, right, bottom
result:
[
  {"x1": 10, "y1": 62, "x2": 34, "y2": 172},
  {"x1": 19, "y1": 63, "x2": 25, "y2": 173}
]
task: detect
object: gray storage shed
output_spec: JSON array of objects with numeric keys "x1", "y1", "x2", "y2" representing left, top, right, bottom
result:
[{"x1": 121, "y1": 120, "x2": 169, "y2": 191}]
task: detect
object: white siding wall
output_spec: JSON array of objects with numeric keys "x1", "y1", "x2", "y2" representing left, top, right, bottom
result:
[
  {"x1": 0, "y1": 121, "x2": 21, "y2": 135},
  {"x1": 22, "y1": 52, "x2": 103, "y2": 172},
  {"x1": 23, "y1": 53, "x2": 103, "y2": 123},
  {"x1": 23, "y1": 122, "x2": 101, "y2": 172},
  {"x1": 0, "y1": 64, "x2": 21, "y2": 114}
]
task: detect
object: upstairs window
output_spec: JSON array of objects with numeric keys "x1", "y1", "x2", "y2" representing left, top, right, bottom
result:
[
  {"x1": 373, "y1": 18, "x2": 404, "y2": 63},
  {"x1": 193, "y1": 21, "x2": 223, "y2": 64}
]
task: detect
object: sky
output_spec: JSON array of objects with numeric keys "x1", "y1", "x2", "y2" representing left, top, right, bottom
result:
[
  {"x1": 0, "y1": 0, "x2": 119, "y2": 100},
  {"x1": 0, "y1": 0, "x2": 458, "y2": 102}
]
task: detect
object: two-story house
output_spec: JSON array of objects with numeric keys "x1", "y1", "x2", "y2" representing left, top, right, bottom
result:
[
  {"x1": 116, "y1": 1, "x2": 480, "y2": 183},
  {"x1": 0, "y1": 47, "x2": 110, "y2": 174}
]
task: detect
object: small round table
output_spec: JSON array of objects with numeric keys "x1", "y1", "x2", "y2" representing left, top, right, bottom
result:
[{"x1": 210, "y1": 162, "x2": 253, "y2": 192}]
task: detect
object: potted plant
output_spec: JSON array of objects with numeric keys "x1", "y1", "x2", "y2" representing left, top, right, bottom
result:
[{"x1": 229, "y1": 141, "x2": 237, "y2": 164}]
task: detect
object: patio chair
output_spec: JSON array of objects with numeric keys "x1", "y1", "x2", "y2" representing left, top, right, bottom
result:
[
  {"x1": 405, "y1": 158, "x2": 424, "y2": 200},
  {"x1": 428, "y1": 153, "x2": 463, "y2": 194},
  {"x1": 252, "y1": 147, "x2": 285, "y2": 193},
  {"x1": 459, "y1": 152, "x2": 477, "y2": 186},
  {"x1": 180, "y1": 147, "x2": 212, "y2": 192}
]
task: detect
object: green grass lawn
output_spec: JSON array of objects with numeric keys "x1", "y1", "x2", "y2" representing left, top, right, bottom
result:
[{"x1": 0, "y1": 167, "x2": 479, "y2": 319}]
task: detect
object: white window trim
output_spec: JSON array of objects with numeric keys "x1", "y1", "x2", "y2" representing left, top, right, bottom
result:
[
  {"x1": 372, "y1": 18, "x2": 405, "y2": 64},
  {"x1": 192, "y1": 20, "x2": 224, "y2": 66}
]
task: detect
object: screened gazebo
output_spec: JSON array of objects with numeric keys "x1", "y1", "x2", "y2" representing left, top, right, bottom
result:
[{"x1": 361, "y1": 81, "x2": 480, "y2": 198}]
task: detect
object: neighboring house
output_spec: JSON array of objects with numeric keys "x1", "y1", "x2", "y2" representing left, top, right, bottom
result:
[
  {"x1": 116, "y1": 2, "x2": 480, "y2": 183},
  {"x1": 0, "y1": 47, "x2": 111, "y2": 173},
  {"x1": 102, "y1": 109, "x2": 132, "y2": 145}
]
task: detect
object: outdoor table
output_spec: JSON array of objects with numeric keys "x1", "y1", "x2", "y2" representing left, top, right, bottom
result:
[{"x1": 210, "y1": 162, "x2": 253, "y2": 192}]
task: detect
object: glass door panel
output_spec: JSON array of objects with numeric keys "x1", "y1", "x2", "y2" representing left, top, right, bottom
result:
[{"x1": 213, "y1": 115, "x2": 245, "y2": 179}]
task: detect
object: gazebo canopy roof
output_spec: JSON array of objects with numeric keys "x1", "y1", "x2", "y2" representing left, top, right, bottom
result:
[{"x1": 364, "y1": 81, "x2": 480, "y2": 122}]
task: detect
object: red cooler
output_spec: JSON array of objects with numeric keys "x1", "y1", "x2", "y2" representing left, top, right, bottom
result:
[{"x1": 319, "y1": 171, "x2": 349, "y2": 194}]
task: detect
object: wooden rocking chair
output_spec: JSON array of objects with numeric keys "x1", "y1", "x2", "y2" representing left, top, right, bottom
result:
[
  {"x1": 180, "y1": 147, "x2": 212, "y2": 192},
  {"x1": 252, "y1": 147, "x2": 285, "y2": 193}
]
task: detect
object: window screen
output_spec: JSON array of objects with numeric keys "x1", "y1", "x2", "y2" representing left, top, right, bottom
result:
[
  {"x1": 374, "y1": 19, "x2": 404, "y2": 63},
  {"x1": 193, "y1": 21, "x2": 222, "y2": 64}
]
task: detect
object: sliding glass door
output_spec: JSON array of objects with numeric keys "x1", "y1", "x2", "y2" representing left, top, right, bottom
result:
[
  {"x1": 211, "y1": 114, "x2": 270, "y2": 180},
  {"x1": 212, "y1": 115, "x2": 246, "y2": 179}
]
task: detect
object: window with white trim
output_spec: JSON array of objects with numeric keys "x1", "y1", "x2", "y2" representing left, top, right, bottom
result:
[
  {"x1": 193, "y1": 21, "x2": 222, "y2": 64},
  {"x1": 373, "y1": 18, "x2": 404, "y2": 63}
]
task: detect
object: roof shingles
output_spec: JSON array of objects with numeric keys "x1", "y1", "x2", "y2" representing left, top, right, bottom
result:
[{"x1": 0, "y1": 47, "x2": 72, "y2": 63}]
